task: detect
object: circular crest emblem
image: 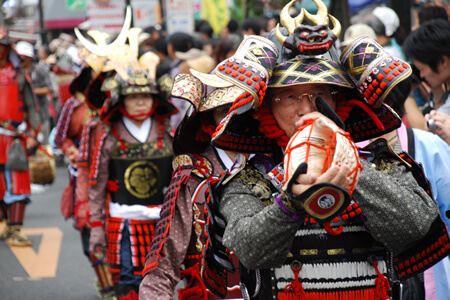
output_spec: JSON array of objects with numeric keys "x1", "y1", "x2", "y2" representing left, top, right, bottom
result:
[
  {"x1": 317, "y1": 194, "x2": 336, "y2": 209},
  {"x1": 124, "y1": 161, "x2": 159, "y2": 199}
]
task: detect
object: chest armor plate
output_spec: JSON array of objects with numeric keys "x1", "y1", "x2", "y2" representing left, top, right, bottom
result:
[
  {"x1": 108, "y1": 136, "x2": 173, "y2": 206},
  {"x1": 0, "y1": 67, "x2": 24, "y2": 123}
]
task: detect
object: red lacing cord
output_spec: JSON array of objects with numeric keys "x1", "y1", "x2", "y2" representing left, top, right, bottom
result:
[
  {"x1": 283, "y1": 266, "x2": 306, "y2": 298},
  {"x1": 256, "y1": 104, "x2": 290, "y2": 148},
  {"x1": 178, "y1": 264, "x2": 208, "y2": 300},
  {"x1": 195, "y1": 116, "x2": 216, "y2": 142},
  {"x1": 336, "y1": 99, "x2": 385, "y2": 131},
  {"x1": 324, "y1": 221, "x2": 344, "y2": 235},
  {"x1": 373, "y1": 260, "x2": 391, "y2": 300}
]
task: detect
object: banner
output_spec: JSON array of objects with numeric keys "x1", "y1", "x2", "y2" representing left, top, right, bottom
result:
[{"x1": 201, "y1": 0, "x2": 230, "y2": 35}]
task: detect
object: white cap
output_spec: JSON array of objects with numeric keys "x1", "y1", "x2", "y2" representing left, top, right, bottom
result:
[
  {"x1": 175, "y1": 48, "x2": 205, "y2": 61},
  {"x1": 372, "y1": 6, "x2": 399, "y2": 37},
  {"x1": 15, "y1": 41, "x2": 35, "y2": 58},
  {"x1": 341, "y1": 24, "x2": 377, "y2": 48}
]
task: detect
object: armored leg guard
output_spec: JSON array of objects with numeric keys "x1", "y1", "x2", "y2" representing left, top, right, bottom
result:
[{"x1": 91, "y1": 251, "x2": 117, "y2": 300}]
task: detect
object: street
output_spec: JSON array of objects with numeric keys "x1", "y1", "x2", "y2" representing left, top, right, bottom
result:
[{"x1": 0, "y1": 164, "x2": 99, "y2": 300}]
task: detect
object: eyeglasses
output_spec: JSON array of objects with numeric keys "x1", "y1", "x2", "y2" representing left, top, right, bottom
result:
[{"x1": 272, "y1": 91, "x2": 337, "y2": 106}]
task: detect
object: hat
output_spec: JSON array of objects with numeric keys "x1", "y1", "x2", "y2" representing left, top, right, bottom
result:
[
  {"x1": 175, "y1": 48, "x2": 205, "y2": 61},
  {"x1": 268, "y1": 57, "x2": 354, "y2": 89},
  {"x1": 15, "y1": 41, "x2": 34, "y2": 58},
  {"x1": 139, "y1": 32, "x2": 151, "y2": 44},
  {"x1": 340, "y1": 35, "x2": 412, "y2": 108},
  {"x1": 171, "y1": 35, "x2": 280, "y2": 153},
  {"x1": 274, "y1": 0, "x2": 341, "y2": 57},
  {"x1": 372, "y1": 6, "x2": 399, "y2": 37},
  {"x1": 341, "y1": 24, "x2": 376, "y2": 49},
  {"x1": 75, "y1": 12, "x2": 177, "y2": 122},
  {"x1": 186, "y1": 55, "x2": 216, "y2": 74}
]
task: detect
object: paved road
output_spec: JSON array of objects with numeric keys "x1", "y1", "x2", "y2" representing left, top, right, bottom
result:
[{"x1": 0, "y1": 164, "x2": 100, "y2": 300}]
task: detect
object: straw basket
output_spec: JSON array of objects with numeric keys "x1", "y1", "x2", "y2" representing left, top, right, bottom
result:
[{"x1": 29, "y1": 146, "x2": 56, "y2": 185}]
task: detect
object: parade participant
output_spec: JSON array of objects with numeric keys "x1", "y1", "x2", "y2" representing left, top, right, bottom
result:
[
  {"x1": 140, "y1": 35, "x2": 279, "y2": 299},
  {"x1": 211, "y1": 1, "x2": 448, "y2": 299},
  {"x1": 54, "y1": 61, "x2": 117, "y2": 300},
  {"x1": 85, "y1": 26, "x2": 178, "y2": 299},
  {"x1": 0, "y1": 27, "x2": 40, "y2": 247}
]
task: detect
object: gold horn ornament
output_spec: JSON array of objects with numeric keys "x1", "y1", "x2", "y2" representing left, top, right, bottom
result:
[{"x1": 74, "y1": 5, "x2": 132, "y2": 57}]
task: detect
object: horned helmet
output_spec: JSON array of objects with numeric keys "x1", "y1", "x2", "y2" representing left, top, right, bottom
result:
[{"x1": 275, "y1": 0, "x2": 341, "y2": 57}]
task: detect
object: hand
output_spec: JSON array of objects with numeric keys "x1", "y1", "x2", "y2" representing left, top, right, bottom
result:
[
  {"x1": 89, "y1": 225, "x2": 106, "y2": 253},
  {"x1": 26, "y1": 136, "x2": 37, "y2": 149},
  {"x1": 295, "y1": 112, "x2": 335, "y2": 128},
  {"x1": 75, "y1": 200, "x2": 90, "y2": 228},
  {"x1": 67, "y1": 146, "x2": 80, "y2": 164},
  {"x1": 425, "y1": 110, "x2": 450, "y2": 145},
  {"x1": 290, "y1": 164, "x2": 352, "y2": 196}
]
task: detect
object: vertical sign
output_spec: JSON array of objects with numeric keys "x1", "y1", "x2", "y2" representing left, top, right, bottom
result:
[
  {"x1": 131, "y1": 0, "x2": 162, "y2": 29},
  {"x1": 86, "y1": 0, "x2": 126, "y2": 35},
  {"x1": 165, "y1": 0, "x2": 194, "y2": 35}
]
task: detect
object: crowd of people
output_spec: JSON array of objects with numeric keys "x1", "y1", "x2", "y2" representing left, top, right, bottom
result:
[{"x1": 1, "y1": 0, "x2": 449, "y2": 299}]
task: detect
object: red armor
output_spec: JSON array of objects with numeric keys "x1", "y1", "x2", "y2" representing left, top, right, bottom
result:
[{"x1": 0, "y1": 64, "x2": 24, "y2": 123}]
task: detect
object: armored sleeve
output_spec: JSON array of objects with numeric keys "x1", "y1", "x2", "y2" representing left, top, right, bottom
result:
[
  {"x1": 352, "y1": 158, "x2": 439, "y2": 254},
  {"x1": 219, "y1": 177, "x2": 300, "y2": 270},
  {"x1": 140, "y1": 175, "x2": 197, "y2": 299},
  {"x1": 18, "y1": 71, "x2": 40, "y2": 131},
  {"x1": 88, "y1": 133, "x2": 114, "y2": 224}
]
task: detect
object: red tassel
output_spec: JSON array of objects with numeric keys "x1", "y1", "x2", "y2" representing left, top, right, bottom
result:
[
  {"x1": 324, "y1": 222, "x2": 344, "y2": 235},
  {"x1": 373, "y1": 260, "x2": 391, "y2": 300},
  {"x1": 282, "y1": 266, "x2": 306, "y2": 299},
  {"x1": 107, "y1": 180, "x2": 119, "y2": 192}
]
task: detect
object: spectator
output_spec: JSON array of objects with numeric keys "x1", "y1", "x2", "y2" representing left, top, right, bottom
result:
[
  {"x1": 362, "y1": 6, "x2": 405, "y2": 59},
  {"x1": 403, "y1": 19, "x2": 450, "y2": 142},
  {"x1": 16, "y1": 40, "x2": 53, "y2": 146},
  {"x1": 418, "y1": 4, "x2": 448, "y2": 25},
  {"x1": 212, "y1": 33, "x2": 243, "y2": 65},
  {"x1": 242, "y1": 18, "x2": 262, "y2": 36},
  {"x1": 166, "y1": 32, "x2": 196, "y2": 129},
  {"x1": 340, "y1": 23, "x2": 376, "y2": 51},
  {"x1": 220, "y1": 18, "x2": 239, "y2": 38}
]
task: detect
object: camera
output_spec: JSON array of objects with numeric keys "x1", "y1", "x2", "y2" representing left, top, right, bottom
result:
[{"x1": 427, "y1": 118, "x2": 440, "y2": 133}]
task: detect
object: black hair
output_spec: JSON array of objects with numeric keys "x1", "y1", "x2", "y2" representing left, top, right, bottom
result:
[
  {"x1": 168, "y1": 32, "x2": 194, "y2": 53},
  {"x1": 384, "y1": 77, "x2": 412, "y2": 119},
  {"x1": 154, "y1": 36, "x2": 168, "y2": 56},
  {"x1": 213, "y1": 33, "x2": 243, "y2": 63},
  {"x1": 403, "y1": 19, "x2": 450, "y2": 72},
  {"x1": 227, "y1": 19, "x2": 239, "y2": 34},
  {"x1": 242, "y1": 18, "x2": 262, "y2": 35},
  {"x1": 199, "y1": 22, "x2": 214, "y2": 38},
  {"x1": 418, "y1": 6, "x2": 448, "y2": 25},
  {"x1": 69, "y1": 67, "x2": 92, "y2": 95}
]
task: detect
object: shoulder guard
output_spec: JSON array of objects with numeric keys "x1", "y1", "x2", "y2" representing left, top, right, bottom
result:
[
  {"x1": 172, "y1": 153, "x2": 213, "y2": 179},
  {"x1": 361, "y1": 138, "x2": 433, "y2": 198}
]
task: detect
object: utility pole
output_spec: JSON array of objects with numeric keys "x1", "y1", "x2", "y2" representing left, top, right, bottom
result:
[{"x1": 38, "y1": 0, "x2": 47, "y2": 44}]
